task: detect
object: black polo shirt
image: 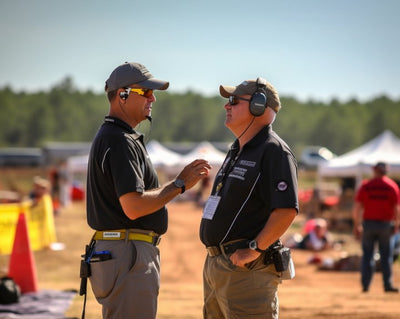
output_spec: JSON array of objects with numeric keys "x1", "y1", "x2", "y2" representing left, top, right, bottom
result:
[
  {"x1": 86, "y1": 116, "x2": 168, "y2": 234},
  {"x1": 200, "y1": 125, "x2": 298, "y2": 247}
]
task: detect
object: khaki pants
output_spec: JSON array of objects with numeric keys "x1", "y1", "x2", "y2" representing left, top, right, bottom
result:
[
  {"x1": 203, "y1": 253, "x2": 281, "y2": 319},
  {"x1": 89, "y1": 239, "x2": 160, "y2": 319}
]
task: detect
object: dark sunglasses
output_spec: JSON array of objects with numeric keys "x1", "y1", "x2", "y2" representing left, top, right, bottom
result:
[{"x1": 228, "y1": 95, "x2": 251, "y2": 105}]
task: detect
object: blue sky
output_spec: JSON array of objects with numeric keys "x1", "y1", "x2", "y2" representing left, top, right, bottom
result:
[{"x1": 0, "y1": 0, "x2": 399, "y2": 102}]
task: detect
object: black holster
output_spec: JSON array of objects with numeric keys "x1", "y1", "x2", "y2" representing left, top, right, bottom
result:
[
  {"x1": 79, "y1": 241, "x2": 94, "y2": 296},
  {"x1": 264, "y1": 241, "x2": 291, "y2": 272}
]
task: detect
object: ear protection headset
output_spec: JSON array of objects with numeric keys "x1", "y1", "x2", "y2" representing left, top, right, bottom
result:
[
  {"x1": 119, "y1": 88, "x2": 129, "y2": 100},
  {"x1": 249, "y1": 77, "x2": 268, "y2": 116}
]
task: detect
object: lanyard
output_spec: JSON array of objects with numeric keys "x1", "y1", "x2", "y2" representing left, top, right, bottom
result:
[{"x1": 215, "y1": 147, "x2": 242, "y2": 195}]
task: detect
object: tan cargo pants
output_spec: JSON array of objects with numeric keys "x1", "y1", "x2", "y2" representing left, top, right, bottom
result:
[{"x1": 203, "y1": 252, "x2": 281, "y2": 319}]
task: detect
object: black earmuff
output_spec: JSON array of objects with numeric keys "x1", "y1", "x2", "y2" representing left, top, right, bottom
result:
[
  {"x1": 119, "y1": 89, "x2": 129, "y2": 100},
  {"x1": 249, "y1": 77, "x2": 268, "y2": 116}
]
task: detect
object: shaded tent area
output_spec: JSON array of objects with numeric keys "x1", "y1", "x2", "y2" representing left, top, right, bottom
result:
[
  {"x1": 301, "y1": 130, "x2": 400, "y2": 231},
  {"x1": 318, "y1": 130, "x2": 400, "y2": 182},
  {"x1": 66, "y1": 140, "x2": 227, "y2": 176},
  {"x1": 66, "y1": 140, "x2": 228, "y2": 200}
]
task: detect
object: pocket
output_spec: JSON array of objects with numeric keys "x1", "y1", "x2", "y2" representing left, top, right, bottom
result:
[
  {"x1": 89, "y1": 258, "x2": 117, "y2": 299},
  {"x1": 245, "y1": 253, "x2": 265, "y2": 270}
]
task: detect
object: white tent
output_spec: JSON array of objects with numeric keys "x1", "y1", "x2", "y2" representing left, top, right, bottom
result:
[
  {"x1": 145, "y1": 140, "x2": 182, "y2": 168},
  {"x1": 67, "y1": 154, "x2": 89, "y2": 174},
  {"x1": 318, "y1": 130, "x2": 400, "y2": 180},
  {"x1": 181, "y1": 141, "x2": 226, "y2": 168},
  {"x1": 66, "y1": 141, "x2": 182, "y2": 172}
]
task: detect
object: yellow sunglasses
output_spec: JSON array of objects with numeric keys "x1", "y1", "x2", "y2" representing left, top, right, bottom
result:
[{"x1": 128, "y1": 87, "x2": 154, "y2": 98}]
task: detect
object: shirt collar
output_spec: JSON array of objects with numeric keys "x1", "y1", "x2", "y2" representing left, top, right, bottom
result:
[
  {"x1": 231, "y1": 125, "x2": 272, "y2": 152},
  {"x1": 104, "y1": 116, "x2": 133, "y2": 131},
  {"x1": 104, "y1": 116, "x2": 142, "y2": 140}
]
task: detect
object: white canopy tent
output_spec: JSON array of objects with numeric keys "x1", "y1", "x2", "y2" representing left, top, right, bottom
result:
[
  {"x1": 145, "y1": 140, "x2": 182, "y2": 168},
  {"x1": 181, "y1": 141, "x2": 226, "y2": 167},
  {"x1": 318, "y1": 130, "x2": 400, "y2": 185},
  {"x1": 66, "y1": 141, "x2": 183, "y2": 172},
  {"x1": 65, "y1": 141, "x2": 227, "y2": 182},
  {"x1": 67, "y1": 154, "x2": 89, "y2": 174}
]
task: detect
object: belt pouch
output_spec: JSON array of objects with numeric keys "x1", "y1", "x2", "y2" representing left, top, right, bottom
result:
[
  {"x1": 272, "y1": 247, "x2": 291, "y2": 272},
  {"x1": 79, "y1": 244, "x2": 93, "y2": 296}
]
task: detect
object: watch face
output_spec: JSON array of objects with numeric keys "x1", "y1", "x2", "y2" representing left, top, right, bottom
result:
[
  {"x1": 174, "y1": 179, "x2": 185, "y2": 188},
  {"x1": 249, "y1": 240, "x2": 257, "y2": 250}
]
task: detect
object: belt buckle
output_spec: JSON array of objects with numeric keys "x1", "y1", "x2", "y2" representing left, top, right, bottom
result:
[{"x1": 102, "y1": 231, "x2": 123, "y2": 239}]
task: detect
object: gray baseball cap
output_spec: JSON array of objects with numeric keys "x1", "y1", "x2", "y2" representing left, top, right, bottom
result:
[
  {"x1": 219, "y1": 79, "x2": 281, "y2": 113},
  {"x1": 105, "y1": 62, "x2": 169, "y2": 92}
]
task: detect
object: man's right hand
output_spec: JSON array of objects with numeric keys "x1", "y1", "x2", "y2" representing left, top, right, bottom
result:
[{"x1": 176, "y1": 159, "x2": 211, "y2": 191}]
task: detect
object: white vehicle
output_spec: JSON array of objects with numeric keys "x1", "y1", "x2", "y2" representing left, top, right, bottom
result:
[{"x1": 299, "y1": 146, "x2": 335, "y2": 169}]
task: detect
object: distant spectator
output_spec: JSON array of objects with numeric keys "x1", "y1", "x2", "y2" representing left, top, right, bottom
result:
[
  {"x1": 352, "y1": 162, "x2": 400, "y2": 293},
  {"x1": 28, "y1": 176, "x2": 58, "y2": 247},
  {"x1": 49, "y1": 164, "x2": 61, "y2": 214},
  {"x1": 58, "y1": 160, "x2": 71, "y2": 207},
  {"x1": 49, "y1": 160, "x2": 71, "y2": 213},
  {"x1": 393, "y1": 233, "x2": 400, "y2": 262},
  {"x1": 298, "y1": 218, "x2": 333, "y2": 251},
  {"x1": 194, "y1": 175, "x2": 210, "y2": 207},
  {"x1": 29, "y1": 176, "x2": 50, "y2": 206}
]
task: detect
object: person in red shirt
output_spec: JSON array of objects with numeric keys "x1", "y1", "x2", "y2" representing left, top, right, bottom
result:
[{"x1": 353, "y1": 162, "x2": 400, "y2": 292}]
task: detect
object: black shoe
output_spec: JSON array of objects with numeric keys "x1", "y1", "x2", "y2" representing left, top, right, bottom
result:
[
  {"x1": 362, "y1": 287, "x2": 368, "y2": 293},
  {"x1": 384, "y1": 287, "x2": 399, "y2": 293}
]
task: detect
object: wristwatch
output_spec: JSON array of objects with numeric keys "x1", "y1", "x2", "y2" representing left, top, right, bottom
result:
[
  {"x1": 173, "y1": 179, "x2": 186, "y2": 194},
  {"x1": 249, "y1": 240, "x2": 266, "y2": 253}
]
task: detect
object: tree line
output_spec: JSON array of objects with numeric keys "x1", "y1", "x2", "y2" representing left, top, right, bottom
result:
[{"x1": 0, "y1": 77, "x2": 399, "y2": 157}]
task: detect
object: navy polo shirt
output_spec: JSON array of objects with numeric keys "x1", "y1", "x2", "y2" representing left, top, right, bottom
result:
[
  {"x1": 200, "y1": 125, "x2": 298, "y2": 247},
  {"x1": 86, "y1": 116, "x2": 168, "y2": 234}
]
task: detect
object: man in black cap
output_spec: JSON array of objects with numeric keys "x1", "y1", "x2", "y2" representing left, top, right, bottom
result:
[
  {"x1": 353, "y1": 162, "x2": 400, "y2": 293},
  {"x1": 200, "y1": 78, "x2": 298, "y2": 318},
  {"x1": 85, "y1": 62, "x2": 211, "y2": 319}
]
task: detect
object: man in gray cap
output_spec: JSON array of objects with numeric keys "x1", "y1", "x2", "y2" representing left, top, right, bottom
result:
[
  {"x1": 199, "y1": 78, "x2": 298, "y2": 318},
  {"x1": 84, "y1": 62, "x2": 211, "y2": 319}
]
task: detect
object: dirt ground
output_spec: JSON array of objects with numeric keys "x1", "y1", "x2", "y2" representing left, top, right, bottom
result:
[{"x1": 1, "y1": 200, "x2": 400, "y2": 319}]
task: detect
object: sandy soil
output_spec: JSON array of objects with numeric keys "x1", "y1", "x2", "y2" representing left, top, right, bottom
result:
[{"x1": 1, "y1": 200, "x2": 400, "y2": 319}]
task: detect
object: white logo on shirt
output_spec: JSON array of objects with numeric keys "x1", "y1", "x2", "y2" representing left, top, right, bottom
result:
[{"x1": 239, "y1": 160, "x2": 256, "y2": 167}]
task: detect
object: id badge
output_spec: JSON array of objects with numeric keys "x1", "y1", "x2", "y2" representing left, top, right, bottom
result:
[{"x1": 202, "y1": 195, "x2": 221, "y2": 220}]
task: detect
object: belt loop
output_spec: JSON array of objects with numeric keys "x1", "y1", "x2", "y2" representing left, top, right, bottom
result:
[
  {"x1": 125, "y1": 229, "x2": 129, "y2": 243},
  {"x1": 219, "y1": 243, "x2": 229, "y2": 259}
]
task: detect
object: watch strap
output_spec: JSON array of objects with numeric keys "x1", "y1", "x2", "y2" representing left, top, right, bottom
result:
[
  {"x1": 249, "y1": 239, "x2": 266, "y2": 253},
  {"x1": 173, "y1": 179, "x2": 186, "y2": 194}
]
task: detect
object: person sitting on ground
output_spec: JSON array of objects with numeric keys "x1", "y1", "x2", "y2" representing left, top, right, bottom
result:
[{"x1": 298, "y1": 218, "x2": 333, "y2": 251}]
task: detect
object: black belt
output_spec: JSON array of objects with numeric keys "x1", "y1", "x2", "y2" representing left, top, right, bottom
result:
[{"x1": 206, "y1": 239, "x2": 281, "y2": 257}]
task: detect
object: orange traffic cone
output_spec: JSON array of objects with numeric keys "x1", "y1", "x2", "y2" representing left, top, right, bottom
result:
[{"x1": 8, "y1": 212, "x2": 38, "y2": 293}]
